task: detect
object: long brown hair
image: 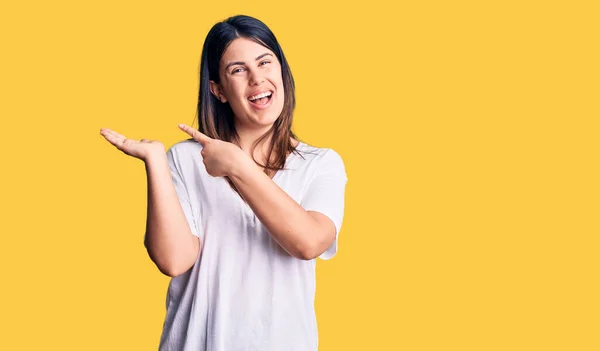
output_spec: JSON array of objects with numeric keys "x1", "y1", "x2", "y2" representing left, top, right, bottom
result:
[{"x1": 196, "y1": 15, "x2": 302, "y2": 197}]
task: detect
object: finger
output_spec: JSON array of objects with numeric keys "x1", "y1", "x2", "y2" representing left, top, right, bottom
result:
[
  {"x1": 178, "y1": 124, "x2": 211, "y2": 145},
  {"x1": 100, "y1": 128, "x2": 117, "y2": 139},
  {"x1": 102, "y1": 128, "x2": 125, "y2": 141},
  {"x1": 100, "y1": 129, "x2": 120, "y2": 145},
  {"x1": 100, "y1": 128, "x2": 120, "y2": 136},
  {"x1": 100, "y1": 128, "x2": 127, "y2": 148}
]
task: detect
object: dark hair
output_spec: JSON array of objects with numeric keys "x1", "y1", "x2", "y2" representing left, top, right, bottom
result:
[{"x1": 196, "y1": 15, "x2": 302, "y2": 195}]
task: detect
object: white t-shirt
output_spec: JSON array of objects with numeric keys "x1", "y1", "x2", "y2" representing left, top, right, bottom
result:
[{"x1": 157, "y1": 139, "x2": 348, "y2": 351}]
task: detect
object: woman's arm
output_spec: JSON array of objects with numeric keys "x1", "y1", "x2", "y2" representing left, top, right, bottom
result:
[
  {"x1": 143, "y1": 152, "x2": 200, "y2": 276},
  {"x1": 229, "y1": 158, "x2": 336, "y2": 260},
  {"x1": 176, "y1": 124, "x2": 340, "y2": 260},
  {"x1": 100, "y1": 128, "x2": 200, "y2": 276}
]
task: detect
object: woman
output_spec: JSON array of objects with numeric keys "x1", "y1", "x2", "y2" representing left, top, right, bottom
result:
[{"x1": 100, "y1": 15, "x2": 347, "y2": 351}]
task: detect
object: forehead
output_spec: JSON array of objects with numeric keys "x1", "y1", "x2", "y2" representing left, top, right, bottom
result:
[{"x1": 221, "y1": 37, "x2": 275, "y2": 65}]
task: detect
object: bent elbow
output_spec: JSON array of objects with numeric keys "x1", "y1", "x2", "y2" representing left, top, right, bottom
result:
[
  {"x1": 161, "y1": 262, "x2": 194, "y2": 277},
  {"x1": 294, "y1": 243, "x2": 320, "y2": 261},
  {"x1": 146, "y1": 248, "x2": 196, "y2": 277},
  {"x1": 145, "y1": 233, "x2": 201, "y2": 277},
  {"x1": 294, "y1": 232, "x2": 335, "y2": 261}
]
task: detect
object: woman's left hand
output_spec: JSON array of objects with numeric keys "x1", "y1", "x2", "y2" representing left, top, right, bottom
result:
[{"x1": 178, "y1": 124, "x2": 248, "y2": 177}]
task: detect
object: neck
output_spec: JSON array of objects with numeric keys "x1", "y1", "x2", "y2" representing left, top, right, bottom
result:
[{"x1": 234, "y1": 124, "x2": 274, "y2": 161}]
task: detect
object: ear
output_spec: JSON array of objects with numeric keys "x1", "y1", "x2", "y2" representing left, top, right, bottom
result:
[{"x1": 209, "y1": 81, "x2": 227, "y2": 103}]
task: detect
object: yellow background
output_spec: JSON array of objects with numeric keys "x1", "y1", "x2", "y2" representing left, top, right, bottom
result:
[{"x1": 1, "y1": 0, "x2": 598, "y2": 350}]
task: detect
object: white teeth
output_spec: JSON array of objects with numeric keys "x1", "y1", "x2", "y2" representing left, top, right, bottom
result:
[{"x1": 248, "y1": 91, "x2": 272, "y2": 101}]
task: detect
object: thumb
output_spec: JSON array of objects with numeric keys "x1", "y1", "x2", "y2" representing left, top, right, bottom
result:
[{"x1": 178, "y1": 124, "x2": 212, "y2": 145}]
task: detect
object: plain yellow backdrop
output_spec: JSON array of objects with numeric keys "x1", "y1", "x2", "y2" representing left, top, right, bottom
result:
[{"x1": 1, "y1": 0, "x2": 598, "y2": 350}]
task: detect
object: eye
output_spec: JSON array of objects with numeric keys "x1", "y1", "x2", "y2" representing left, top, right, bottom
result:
[
  {"x1": 259, "y1": 60, "x2": 271, "y2": 66},
  {"x1": 231, "y1": 67, "x2": 246, "y2": 74}
]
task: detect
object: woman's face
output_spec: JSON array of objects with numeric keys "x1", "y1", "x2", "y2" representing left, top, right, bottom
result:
[{"x1": 210, "y1": 37, "x2": 285, "y2": 130}]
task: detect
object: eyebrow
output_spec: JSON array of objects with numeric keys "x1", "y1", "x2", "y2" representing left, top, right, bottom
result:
[{"x1": 225, "y1": 53, "x2": 273, "y2": 71}]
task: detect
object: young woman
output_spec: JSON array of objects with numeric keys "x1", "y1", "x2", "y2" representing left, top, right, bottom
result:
[{"x1": 100, "y1": 15, "x2": 347, "y2": 351}]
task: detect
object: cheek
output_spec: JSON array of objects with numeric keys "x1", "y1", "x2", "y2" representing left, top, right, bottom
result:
[
  {"x1": 274, "y1": 75, "x2": 285, "y2": 95},
  {"x1": 278, "y1": 82, "x2": 285, "y2": 104},
  {"x1": 227, "y1": 85, "x2": 246, "y2": 104}
]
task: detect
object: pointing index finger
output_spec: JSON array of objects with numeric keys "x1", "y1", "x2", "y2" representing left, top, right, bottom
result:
[{"x1": 178, "y1": 124, "x2": 211, "y2": 145}]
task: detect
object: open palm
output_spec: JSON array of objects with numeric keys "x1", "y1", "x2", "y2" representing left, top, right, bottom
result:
[{"x1": 100, "y1": 128, "x2": 165, "y2": 161}]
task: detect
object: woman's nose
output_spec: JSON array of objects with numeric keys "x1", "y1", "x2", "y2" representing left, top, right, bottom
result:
[{"x1": 249, "y1": 72, "x2": 265, "y2": 85}]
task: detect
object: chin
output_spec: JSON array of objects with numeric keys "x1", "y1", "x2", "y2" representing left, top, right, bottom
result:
[
  {"x1": 234, "y1": 101, "x2": 285, "y2": 128},
  {"x1": 253, "y1": 115, "x2": 280, "y2": 128},
  {"x1": 253, "y1": 107, "x2": 284, "y2": 125}
]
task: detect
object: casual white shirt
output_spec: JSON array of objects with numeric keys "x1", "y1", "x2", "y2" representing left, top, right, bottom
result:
[{"x1": 157, "y1": 139, "x2": 348, "y2": 351}]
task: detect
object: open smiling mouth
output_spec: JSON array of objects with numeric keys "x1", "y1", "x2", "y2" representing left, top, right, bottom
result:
[{"x1": 248, "y1": 91, "x2": 273, "y2": 106}]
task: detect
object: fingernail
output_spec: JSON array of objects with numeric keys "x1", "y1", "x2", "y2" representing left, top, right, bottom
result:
[{"x1": 178, "y1": 124, "x2": 184, "y2": 128}]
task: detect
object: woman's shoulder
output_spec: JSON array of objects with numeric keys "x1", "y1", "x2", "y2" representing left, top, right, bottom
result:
[
  {"x1": 291, "y1": 141, "x2": 347, "y2": 184},
  {"x1": 168, "y1": 138, "x2": 202, "y2": 155},
  {"x1": 294, "y1": 140, "x2": 344, "y2": 164},
  {"x1": 166, "y1": 139, "x2": 203, "y2": 170}
]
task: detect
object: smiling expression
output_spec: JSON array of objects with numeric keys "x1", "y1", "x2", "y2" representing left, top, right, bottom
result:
[{"x1": 210, "y1": 38, "x2": 285, "y2": 130}]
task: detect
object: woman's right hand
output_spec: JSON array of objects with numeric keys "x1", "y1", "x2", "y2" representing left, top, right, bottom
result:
[{"x1": 100, "y1": 128, "x2": 165, "y2": 161}]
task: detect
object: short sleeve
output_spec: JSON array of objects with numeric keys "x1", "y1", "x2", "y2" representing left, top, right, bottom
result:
[
  {"x1": 300, "y1": 149, "x2": 348, "y2": 260},
  {"x1": 166, "y1": 146, "x2": 200, "y2": 238}
]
